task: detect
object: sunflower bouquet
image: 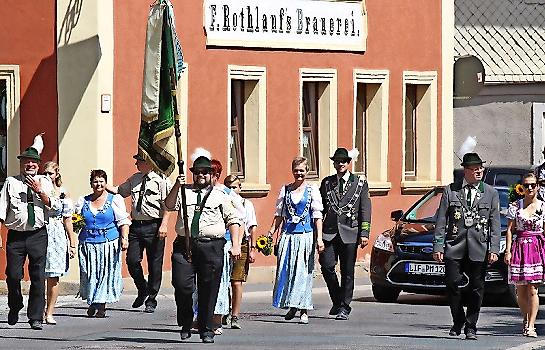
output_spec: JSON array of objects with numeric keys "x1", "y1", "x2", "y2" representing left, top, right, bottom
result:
[
  {"x1": 508, "y1": 183, "x2": 525, "y2": 202},
  {"x1": 256, "y1": 234, "x2": 274, "y2": 256},
  {"x1": 71, "y1": 213, "x2": 86, "y2": 233}
]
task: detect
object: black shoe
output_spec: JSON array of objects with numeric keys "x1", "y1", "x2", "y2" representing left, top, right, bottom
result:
[
  {"x1": 335, "y1": 309, "x2": 349, "y2": 320},
  {"x1": 7, "y1": 309, "x2": 19, "y2": 325},
  {"x1": 202, "y1": 335, "x2": 214, "y2": 343},
  {"x1": 29, "y1": 320, "x2": 43, "y2": 330},
  {"x1": 132, "y1": 293, "x2": 147, "y2": 308},
  {"x1": 180, "y1": 328, "x2": 192, "y2": 340},
  {"x1": 329, "y1": 305, "x2": 340, "y2": 316},
  {"x1": 449, "y1": 326, "x2": 462, "y2": 336},
  {"x1": 465, "y1": 329, "x2": 477, "y2": 340},
  {"x1": 144, "y1": 304, "x2": 156, "y2": 313}
]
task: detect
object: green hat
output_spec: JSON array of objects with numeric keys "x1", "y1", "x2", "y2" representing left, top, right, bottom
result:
[
  {"x1": 461, "y1": 152, "x2": 485, "y2": 167},
  {"x1": 330, "y1": 148, "x2": 351, "y2": 161},
  {"x1": 190, "y1": 156, "x2": 212, "y2": 172},
  {"x1": 18, "y1": 134, "x2": 44, "y2": 161}
]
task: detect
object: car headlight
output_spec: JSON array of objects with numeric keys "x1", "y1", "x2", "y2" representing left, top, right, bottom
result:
[{"x1": 373, "y1": 233, "x2": 394, "y2": 252}]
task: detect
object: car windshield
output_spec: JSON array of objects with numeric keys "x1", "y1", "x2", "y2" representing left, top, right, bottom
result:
[
  {"x1": 403, "y1": 186, "x2": 509, "y2": 229},
  {"x1": 404, "y1": 189, "x2": 442, "y2": 223}
]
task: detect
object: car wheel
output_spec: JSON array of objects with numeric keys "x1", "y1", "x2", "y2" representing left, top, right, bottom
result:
[{"x1": 372, "y1": 284, "x2": 401, "y2": 303}]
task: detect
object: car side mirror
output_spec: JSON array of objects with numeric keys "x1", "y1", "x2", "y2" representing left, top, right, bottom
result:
[{"x1": 391, "y1": 210, "x2": 404, "y2": 222}]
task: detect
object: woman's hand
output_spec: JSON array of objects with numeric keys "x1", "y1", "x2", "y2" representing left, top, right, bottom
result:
[
  {"x1": 249, "y1": 248, "x2": 256, "y2": 263},
  {"x1": 121, "y1": 236, "x2": 129, "y2": 251},
  {"x1": 504, "y1": 251, "x2": 512, "y2": 265},
  {"x1": 317, "y1": 239, "x2": 325, "y2": 253}
]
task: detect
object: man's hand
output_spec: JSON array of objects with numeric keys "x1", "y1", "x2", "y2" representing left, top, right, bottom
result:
[
  {"x1": 176, "y1": 174, "x2": 186, "y2": 186},
  {"x1": 25, "y1": 175, "x2": 42, "y2": 194},
  {"x1": 69, "y1": 246, "x2": 76, "y2": 259},
  {"x1": 317, "y1": 239, "x2": 325, "y2": 253},
  {"x1": 248, "y1": 249, "x2": 256, "y2": 263},
  {"x1": 358, "y1": 237, "x2": 369, "y2": 249},
  {"x1": 158, "y1": 224, "x2": 168, "y2": 240},
  {"x1": 230, "y1": 244, "x2": 241, "y2": 260},
  {"x1": 488, "y1": 252, "x2": 498, "y2": 264},
  {"x1": 433, "y1": 252, "x2": 443, "y2": 263},
  {"x1": 121, "y1": 237, "x2": 129, "y2": 251}
]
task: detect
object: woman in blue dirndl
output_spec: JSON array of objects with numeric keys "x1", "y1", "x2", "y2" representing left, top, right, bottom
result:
[
  {"x1": 268, "y1": 157, "x2": 324, "y2": 324},
  {"x1": 75, "y1": 169, "x2": 131, "y2": 318}
]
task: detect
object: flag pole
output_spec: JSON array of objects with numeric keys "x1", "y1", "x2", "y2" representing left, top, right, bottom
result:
[{"x1": 164, "y1": 6, "x2": 191, "y2": 261}]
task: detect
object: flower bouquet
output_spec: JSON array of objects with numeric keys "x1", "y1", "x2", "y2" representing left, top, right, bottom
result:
[
  {"x1": 508, "y1": 183, "x2": 525, "y2": 202},
  {"x1": 255, "y1": 234, "x2": 274, "y2": 256},
  {"x1": 72, "y1": 213, "x2": 85, "y2": 233}
]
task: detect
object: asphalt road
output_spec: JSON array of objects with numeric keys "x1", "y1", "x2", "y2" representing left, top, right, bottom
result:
[{"x1": 1, "y1": 282, "x2": 545, "y2": 350}]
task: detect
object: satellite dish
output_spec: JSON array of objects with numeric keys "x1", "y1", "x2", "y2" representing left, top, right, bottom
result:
[{"x1": 454, "y1": 55, "x2": 485, "y2": 99}]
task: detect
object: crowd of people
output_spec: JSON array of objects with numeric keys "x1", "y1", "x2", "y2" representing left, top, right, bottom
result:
[{"x1": 5, "y1": 134, "x2": 545, "y2": 344}]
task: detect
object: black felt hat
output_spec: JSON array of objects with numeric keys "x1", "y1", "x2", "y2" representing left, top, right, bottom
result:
[
  {"x1": 190, "y1": 156, "x2": 212, "y2": 172},
  {"x1": 330, "y1": 148, "x2": 351, "y2": 161},
  {"x1": 460, "y1": 152, "x2": 485, "y2": 167},
  {"x1": 133, "y1": 154, "x2": 145, "y2": 161}
]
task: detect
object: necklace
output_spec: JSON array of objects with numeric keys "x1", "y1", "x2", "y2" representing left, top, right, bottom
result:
[
  {"x1": 326, "y1": 176, "x2": 365, "y2": 220},
  {"x1": 286, "y1": 186, "x2": 312, "y2": 224}
]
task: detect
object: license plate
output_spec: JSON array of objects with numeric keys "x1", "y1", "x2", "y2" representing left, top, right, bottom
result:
[{"x1": 405, "y1": 262, "x2": 445, "y2": 275}]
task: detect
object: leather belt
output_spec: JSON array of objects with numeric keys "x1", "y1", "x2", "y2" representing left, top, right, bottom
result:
[{"x1": 132, "y1": 218, "x2": 161, "y2": 225}]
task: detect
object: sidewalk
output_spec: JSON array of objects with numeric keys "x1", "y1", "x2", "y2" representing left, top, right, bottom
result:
[{"x1": 0, "y1": 261, "x2": 370, "y2": 296}]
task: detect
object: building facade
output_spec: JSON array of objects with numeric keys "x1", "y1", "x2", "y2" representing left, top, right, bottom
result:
[{"x1": 0, "y1": 0, "x2": 454, "y2": 280}]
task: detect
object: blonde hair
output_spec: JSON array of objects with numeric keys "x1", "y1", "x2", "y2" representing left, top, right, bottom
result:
[
  {"x1": 43, "y1": 161, "x2": 62, "y2": 187},
  {"x1": 291, "y1": 156, "x2": 308, "y2": 171}
]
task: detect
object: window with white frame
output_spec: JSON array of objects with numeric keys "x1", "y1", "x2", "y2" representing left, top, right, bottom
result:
[
  {"x1": 0, "y1": 66, "x2": 20, "y2": 185},
  {"x1": 402, "y1": 71, "x2": 439, "y2": 190},
  {"x1": 228, "y1": 66, "x2": 269, "y2": 196},
  {"x1": 353, "y1": 69, "x2": 390, "y2": 191},
  {"x1": 300, "y1": 69, "x2": 337, "y2": 180}
]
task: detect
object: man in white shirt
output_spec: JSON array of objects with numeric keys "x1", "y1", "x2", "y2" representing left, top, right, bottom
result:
[{"x1": 0, "y1": 136, "x2": 60, "y2": 330}]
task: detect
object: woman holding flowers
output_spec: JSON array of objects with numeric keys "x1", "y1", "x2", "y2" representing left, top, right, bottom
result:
[
  {"x1": 75, "y1": 169, "x2": 131, "y2": 318},
  {"x1": 505, "y1": 172, "x2": 545, "y2": 337},
  {"x1": 43, "y1": 161, "x2": 77, "y2": 325},
  {"x1": 268, "y1": 156, "x2": 324, "y2": 324}
]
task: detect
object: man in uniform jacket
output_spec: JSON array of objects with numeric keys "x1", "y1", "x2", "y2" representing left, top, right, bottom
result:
[
  {"x1": 319, "y1": 147, "x2": 371, "y2": 320},
  {"x1": 433, "y1": 152, "x2": 500, "y2": 340}
]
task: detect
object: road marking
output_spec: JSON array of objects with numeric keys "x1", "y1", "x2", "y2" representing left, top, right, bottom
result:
[
  {"x1": 505, "y1": 340, "x2": 545, "y2": 350},
  {"x1": 243, "y1": 284, "x2": 372, "y2": 299}
]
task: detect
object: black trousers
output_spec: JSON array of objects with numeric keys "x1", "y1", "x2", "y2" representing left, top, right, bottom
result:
[
  {"x1": 444, "y1": 256, "x2": 487, "y2": 332},
  {"x1": 319, "y1": 234, "x2": 358, "y2": 313},
  {"x1": 171, "y1": 237, "x2": 224, "y2": 339},
  {"x1": 5, "y1": 227, "x2": 48, "y2": 322},
  {"x1": 126, "y1": 219, "x2": 165, "y2": 307}
]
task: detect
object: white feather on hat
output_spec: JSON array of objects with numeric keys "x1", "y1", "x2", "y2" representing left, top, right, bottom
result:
[
  {"x1": 31, "y1": 133, "x2": 44, "y2": 155},
  {"x1": 457, "y1": 136, "x2": 477, "y2": 158},
  {"x1": 348, "y1": 148, "x2": 360, "y2": 161},
  {"x1": 190, "y1": 147, "x2": 211, "y2": 162}
]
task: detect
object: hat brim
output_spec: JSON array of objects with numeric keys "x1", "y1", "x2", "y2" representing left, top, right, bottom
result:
[
  {"x1": 189, "y1": 166, "x2": 212, "y2": 172},
  {"x1": 133, "y1": 155, "x2": 145, "y2": 161},
  {"x1": 17, "y1": 154, "x2": 41, "y2": 161},
  {"x1": 330, "y1": 156, "x2": 352, "y2": 161},
  {"x1": 461, "y1": 160, "x2": 486, "y2": 167}
]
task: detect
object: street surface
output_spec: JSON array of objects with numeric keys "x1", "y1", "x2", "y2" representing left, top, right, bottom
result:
[{"x1": 1, "y1": 279, "x2": 545, "y2": 350}]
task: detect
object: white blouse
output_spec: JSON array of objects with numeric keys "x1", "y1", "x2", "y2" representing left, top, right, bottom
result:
[
  {"x1": 74, "y1": 194, "x2": 131, "y2": 226},
  {"x1": 274, "y1": 183, "x2": 323, "y2": 219}
]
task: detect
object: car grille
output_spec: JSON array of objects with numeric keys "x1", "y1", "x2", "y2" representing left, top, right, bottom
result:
[
  {"x1": 397, "y1": 243, "x2": 433, "y2": 255},
  {"x1": 387, "y1": 260, "x2": 469, "y2": 288}
]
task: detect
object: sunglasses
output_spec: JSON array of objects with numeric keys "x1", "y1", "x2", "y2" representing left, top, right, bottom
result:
[
  {"x1": 229, "y1": 185, "x2": 240, "y2": 190},
  {"x1": 44, "y1": 171, "x2": 55, "y2": 176},
  {"x1": 523, "y1": 183, "x2": 538, "y2": 189}
]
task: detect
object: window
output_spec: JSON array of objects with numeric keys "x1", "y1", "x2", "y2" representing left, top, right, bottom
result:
[
  {"x1": 301, "y1": 82, "x2": 320, "y2": 177},
  {"x1": 404, "y1": 84, "x2": 417, "y2": 179},
  {"x1": 230, "y1": 80, "x2": 245, "y2": 177},
  {"x1": 227, "y1": 66, "x2": 269, "y2": 196},
  {"x1": 0, "y1": 66, "x2": 20, "y2": 185},
  {"x1": 401, "y1": 71, "x2": 439, "y2": 192},
  {"x1": 353, "y1": 69, "x2": 390, "y2": 192},
  {"x1": 300, "y1": 68, "x2": 337, "y2": 180}
]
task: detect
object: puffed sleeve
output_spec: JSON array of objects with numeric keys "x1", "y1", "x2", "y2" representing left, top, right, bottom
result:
[
  {"x1": 61, "y1": 197, "x2": 74, "y2": 218},
  {"x1": 310, "y1": 184, "x2": 324, "y2": 219},
  {"x1": 244, "y1": 199, "x2": 258, "y2": 229},
  {"x1": 74, "y1": 196, "x2": 85, "y2": 215},
  {"x1": 111, "y1": 194, "x2": 131, "y2": 226},
  {"x1": 40, "y1": 176, "x2": 61, "y2": 211},
  {"x1": 274, "y1": 185, "x2": 287, "y2": 217},
  {"x1": 506, "y1": 201, "x2": 518, "y2": 220}
]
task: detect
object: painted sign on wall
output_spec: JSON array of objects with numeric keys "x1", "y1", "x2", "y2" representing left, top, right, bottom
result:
[{"x1": 203, "y1": 0, "x2": 367, "y2": 51}]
